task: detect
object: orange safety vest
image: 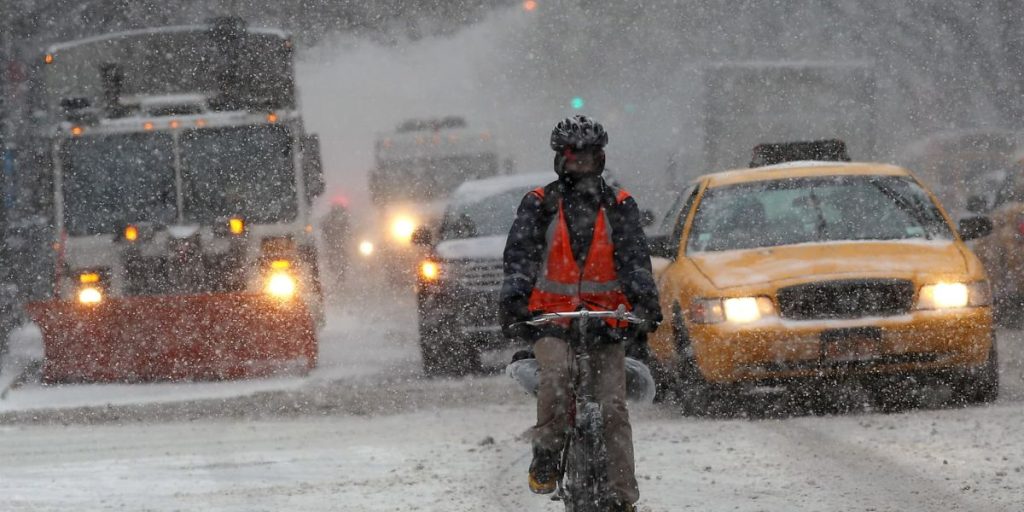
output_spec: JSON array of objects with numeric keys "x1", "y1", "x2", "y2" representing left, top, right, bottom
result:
[{"x1": 527, "y1": 186, "x2": 633, "y2": 327}]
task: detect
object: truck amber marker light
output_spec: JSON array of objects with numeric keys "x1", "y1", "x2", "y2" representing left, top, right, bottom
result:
[{"x1": 229, "y1": 217, "x2": 245, "y2": 235}]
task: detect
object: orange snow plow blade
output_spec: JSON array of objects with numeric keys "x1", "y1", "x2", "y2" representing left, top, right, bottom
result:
[{"x1": 26, "y1": 293, "x2": 317, "y2": 383}]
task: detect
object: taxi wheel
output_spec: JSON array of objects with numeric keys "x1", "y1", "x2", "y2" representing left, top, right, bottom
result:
[
  {"x1": 953, "y1": 338, "x2": 999, "y2": 405},
  {"x1": 671, "y1": 302, "x2": 739, "y2": 417}
]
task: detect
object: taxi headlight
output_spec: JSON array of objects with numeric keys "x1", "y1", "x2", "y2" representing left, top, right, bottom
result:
[
  {"x1": 78, "y1": 286, "x2": 103, "y2": 305},
  {"x1": 916, "y1": 281, "x2": 989, "y2": 310},
  {"x1": 390, "y1": 216, "x2": 417, "y2": 243},
  {"x1": 690, "y1": 297, "x2": 774, "y2": 324},
  {"x1": 265, "y1": 271, "x2": 297, "y2": 300}
]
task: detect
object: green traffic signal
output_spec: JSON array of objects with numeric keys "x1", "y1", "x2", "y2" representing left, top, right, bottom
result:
[{"x1": 570, "y1": 97, "x2": 585, "y2": 110}]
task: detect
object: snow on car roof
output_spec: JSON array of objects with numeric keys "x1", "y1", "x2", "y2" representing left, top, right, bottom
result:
[
  {"x1": 451, "y1": 172, "x2": 552, "y2": 203},
  {"x1": 705, "y1": 161, "x2": 909, "y2": 188}
]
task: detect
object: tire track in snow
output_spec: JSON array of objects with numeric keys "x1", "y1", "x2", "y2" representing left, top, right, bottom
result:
[{"x1": 757, "y1": 417, "x2": 1005, "y2": 511}]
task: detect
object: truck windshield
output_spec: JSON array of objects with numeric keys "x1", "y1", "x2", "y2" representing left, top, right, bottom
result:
[
  {"x1": 370, "y1": 154, "x2": 498, "y2": 204},
  {"x1": 61, "y1": 133, "x2": 177, "y2": 235},
  {"x1": 687, "y1": 175, "x2": 953, "y2": 252},
  {"x1": 180, "y1": 125, "x2": 297, "y2": 224}
]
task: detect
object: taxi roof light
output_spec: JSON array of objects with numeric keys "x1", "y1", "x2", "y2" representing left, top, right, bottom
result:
[
  {"x1": 270, "y1": 259, "x2": 291, "y2": 270},
  {"x1": 79, "y1": 272, "x2": 100, "y2": 284}
]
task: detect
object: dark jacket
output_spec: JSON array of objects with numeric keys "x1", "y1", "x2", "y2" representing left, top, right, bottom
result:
[{"x1": 499, "y1": 176, "x2": 662, "y2": 342}]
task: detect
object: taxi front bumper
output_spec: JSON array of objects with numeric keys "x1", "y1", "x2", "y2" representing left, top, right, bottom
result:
[{"x1": 689, "y1": 307, "x2": 993, "y2": 384}]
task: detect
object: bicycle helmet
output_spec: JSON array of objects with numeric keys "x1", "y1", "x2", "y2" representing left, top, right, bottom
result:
[
  {"x1": 550, "y1": 115, "x2": 609, "y2": 151},
  {"x1": 551, "y1": 115, "x2": 608, "y2": 176}
]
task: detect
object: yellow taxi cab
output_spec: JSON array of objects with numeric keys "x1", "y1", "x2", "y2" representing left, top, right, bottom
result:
[{"x1": 646, "y1": 161, "x2": 998, "y2": 412}]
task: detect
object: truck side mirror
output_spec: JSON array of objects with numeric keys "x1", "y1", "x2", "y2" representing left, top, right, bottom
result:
[
  {"x1": 958, "y1": 216, "x2": 993, "y2": 241},
  {"x1": 411, "y1": 226, "x2": 433, "y2": 246},
  {"x1": 302, "y1": 134, "x2": 325, "y2": 201}
]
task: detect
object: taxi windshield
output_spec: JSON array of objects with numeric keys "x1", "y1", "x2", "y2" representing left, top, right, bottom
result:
[{"x1": 687, "y1": 175, "x2": 953, "y2": 252}]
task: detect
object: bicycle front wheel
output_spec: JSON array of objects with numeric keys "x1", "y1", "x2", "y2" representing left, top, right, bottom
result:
[{"x1": 562, "y1": 401, "x2": 611, "y2": 512}]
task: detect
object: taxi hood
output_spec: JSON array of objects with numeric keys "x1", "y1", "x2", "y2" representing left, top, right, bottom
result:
[{"x1": 689, "y1": 241, "x2": 968, "y2": 289}]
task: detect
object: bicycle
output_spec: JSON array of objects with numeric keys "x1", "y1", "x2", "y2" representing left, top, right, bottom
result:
[{"x1": 507, "y1": 306, "x2": 653, "y2": 512}]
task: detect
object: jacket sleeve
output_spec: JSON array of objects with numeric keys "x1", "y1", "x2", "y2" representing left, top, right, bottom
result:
[
  {"x1": 611, "y1": 196, "x2": 663, "y2": 323},
  {"x1": 499, "y1": 191, "x2": 546, "y2": 328}
]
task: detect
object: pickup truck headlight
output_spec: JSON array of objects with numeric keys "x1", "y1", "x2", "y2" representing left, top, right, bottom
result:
[
  {"x1": 916, "y1": 281, "x2": 990, "y2": 310},
  {"x1": 419, "y1": 260, "x2": 441, "y2": 281},
  {"x1": 390, "y1": 215, "x2": 417, "y2": 243}
]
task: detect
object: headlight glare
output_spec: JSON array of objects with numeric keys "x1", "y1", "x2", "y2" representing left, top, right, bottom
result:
[
  {"x1": 690, "y1": 296, "x2": 775, "y2": 324},
  {"x1": 723, "y1": 297, "x2": 761, "y2": 323},
  {"x1": 265, "y1": 272, "x2": 297, "y2": 300},
  {"x1": 390, "y1": 216, "x2": 417, "y2": 243},
  {"x1": 358, "y1": 240, "x2": 374, "y2": 256},
  {"x1": 916, "y1": 281, "x2": 988, "y2": 309},
  {"x1": 420, "y1": 260, "x2": 440, "y2": 281},
  {"x1": 78, "y1": 286, "x2": 103, "y2": 305}
]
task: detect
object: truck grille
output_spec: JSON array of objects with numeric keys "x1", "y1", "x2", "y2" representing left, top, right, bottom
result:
[
  {"x1": 447, "y1": 259, "x2": 504, "y2": 292},
  {"x1": 776, "y1": 279, "x2": 914, "y2": 320}
]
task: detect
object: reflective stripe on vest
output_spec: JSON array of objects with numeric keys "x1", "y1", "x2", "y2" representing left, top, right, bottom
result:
[{"x1": 528, "y1": 186, "x2": 632, "y2": 326}]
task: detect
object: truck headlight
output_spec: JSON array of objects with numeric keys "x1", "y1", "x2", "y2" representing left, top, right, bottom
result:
[
  {"x1": 916, "y1": 281, "x2": 989, "y2": 310},
  {"x1": 78, "y1": 286, "x2": 103, "y2": 305},
  {"x1": 390, "y1": 216, "x2": 417, "y2": 243},
  {"x1": 265, "y1": 272, "x2": 297, "y2": 300}
]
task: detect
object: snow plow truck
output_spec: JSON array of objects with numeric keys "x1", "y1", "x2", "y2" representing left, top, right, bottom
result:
[{"x1": 25, "y1": 18, "x2": 324, "y2": 382}]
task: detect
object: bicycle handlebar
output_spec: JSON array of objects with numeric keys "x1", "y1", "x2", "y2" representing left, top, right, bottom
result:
[{"x1": 523, "y1": 306, "x2": 643, "y2": 327}]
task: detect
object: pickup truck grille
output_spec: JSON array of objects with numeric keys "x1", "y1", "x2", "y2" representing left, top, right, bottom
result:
[
  {"x1": 447, "y1": 259, "x2": 504, "y2": 292},
  {"x1": 776, "y1": 279, "x2": 915, "y2": 320}
]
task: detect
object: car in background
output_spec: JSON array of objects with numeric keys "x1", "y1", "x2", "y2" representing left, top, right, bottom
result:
[
  {"x1": 412, "y1": 173, "x2": 551, "y2": 376},
  {"x1": 646, "y1": 160, "x2": 997, "y2": 413},
  {"x1": 968, "y1": 149, "x2": 1024, "y2": 325}
]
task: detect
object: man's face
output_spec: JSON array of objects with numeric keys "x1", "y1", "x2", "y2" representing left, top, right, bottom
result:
[{"x1": 563, "y1": 146, "x2": 601, "y2": 176}]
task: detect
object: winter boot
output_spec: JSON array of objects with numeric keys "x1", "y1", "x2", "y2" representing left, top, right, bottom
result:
[
  {"x1": 527, "y1": 447, "x2": 559, "y2": 494},
  {"x1": 608, "y1": 497, "x2": 636, "y2": 512}
]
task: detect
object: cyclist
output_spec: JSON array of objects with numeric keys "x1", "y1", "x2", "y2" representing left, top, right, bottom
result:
[{"x1": 500, "y1": 115, "x2": 662, "y2": 511}]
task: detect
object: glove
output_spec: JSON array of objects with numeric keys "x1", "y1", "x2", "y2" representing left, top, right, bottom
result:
[
  {"x1": 637, "y1": 318, "x2": 661, "y2": 334},
  {"x1": 502, "y1": 321, "x2": 538, "y2": 341},
  {"x1": 631, "y1": 307, "x2": 662, "y2": 334}
]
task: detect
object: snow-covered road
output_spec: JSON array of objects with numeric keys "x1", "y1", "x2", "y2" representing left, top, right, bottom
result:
[{"x1": 1, "y1": 279, "x2": 1023, "y2": 511}]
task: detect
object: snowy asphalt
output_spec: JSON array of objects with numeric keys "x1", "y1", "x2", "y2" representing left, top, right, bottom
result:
[{"x1": 1, "y1": 275, "x2": 1023, "y2": 511}]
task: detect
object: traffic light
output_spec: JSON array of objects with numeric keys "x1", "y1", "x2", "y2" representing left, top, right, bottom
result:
[{"x1": 570, "y1": 96, "x2": 585, "y2": 110}]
